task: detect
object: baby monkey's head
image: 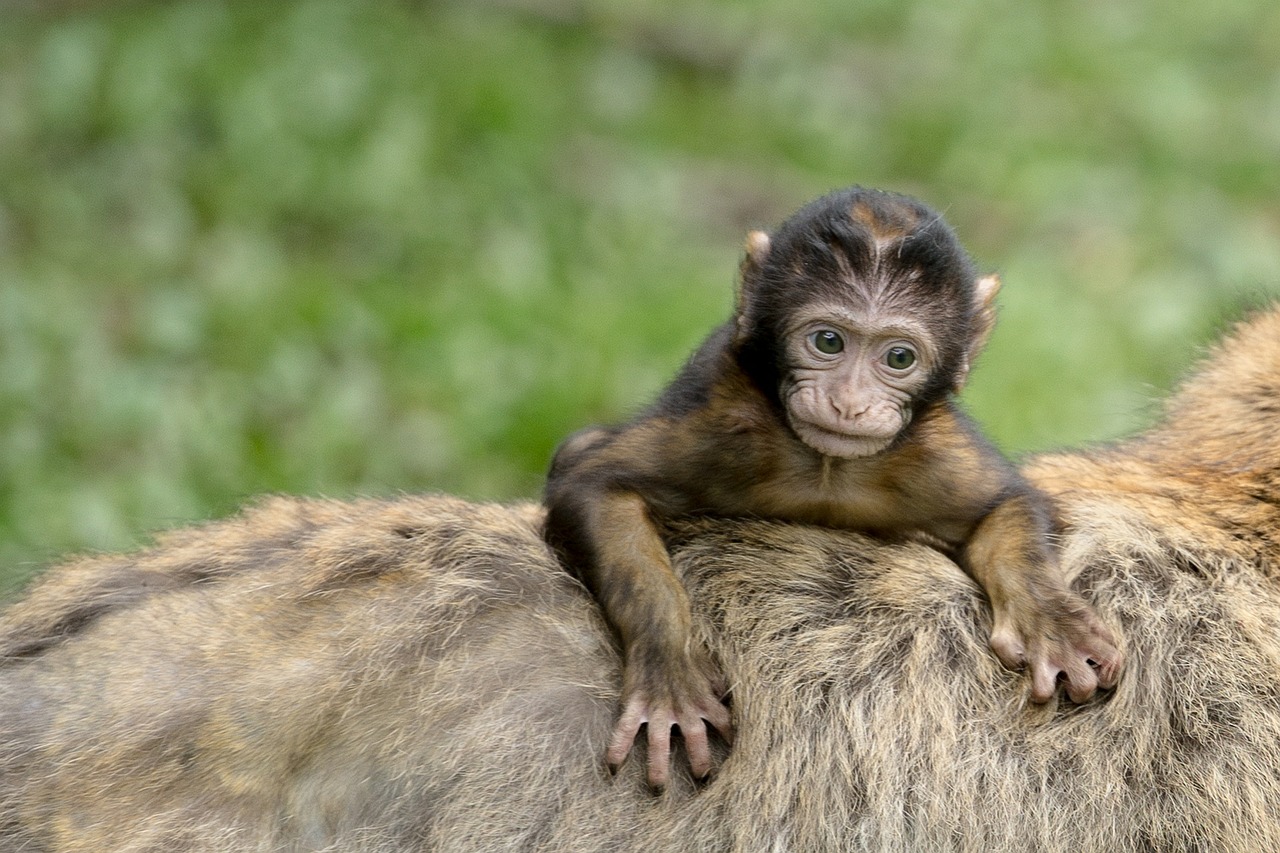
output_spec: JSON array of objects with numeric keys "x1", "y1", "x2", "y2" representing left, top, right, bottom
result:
[{"x1": 734, "y1": 187, "x2": 999, "y2": 458}]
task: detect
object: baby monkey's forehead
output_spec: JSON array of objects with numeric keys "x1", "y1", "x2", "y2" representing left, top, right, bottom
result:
[
  {"x1": 785, "y1": 301, "x2": 935, "y2": 345},
  {"x1": 779, "y1": 264, "x2": 955, "y2": 318},
  {"x1": 774, "y1": 225, "x2": 956, "y2": 297}
]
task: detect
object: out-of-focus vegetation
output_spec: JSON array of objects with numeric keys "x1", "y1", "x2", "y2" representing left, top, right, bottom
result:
[{"x1": 1, "y1": 0, "x2": 1278, "y2": 594}]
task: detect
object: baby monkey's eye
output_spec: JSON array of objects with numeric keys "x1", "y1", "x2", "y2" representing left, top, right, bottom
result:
[
  {"x1": 885, "y1": 346, "x2": 916, "y2": 370},
  {"x1": 811, "y1": 330, "x2": 844, "y2": 355}
]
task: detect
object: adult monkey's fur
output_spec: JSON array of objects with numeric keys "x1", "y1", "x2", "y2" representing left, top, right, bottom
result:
[{"x1": 2, "y1": 307, "x2": 1280, "y2": 851}]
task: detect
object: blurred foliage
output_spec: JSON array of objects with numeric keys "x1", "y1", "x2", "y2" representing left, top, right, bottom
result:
[{"x1": 1, "y1": 0, "x2": 1279, "y2": 594}]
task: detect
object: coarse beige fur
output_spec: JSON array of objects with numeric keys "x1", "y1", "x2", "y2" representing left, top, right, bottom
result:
[{"x1": 2, "y1": 306, "x2": 1280, "y2": 851}]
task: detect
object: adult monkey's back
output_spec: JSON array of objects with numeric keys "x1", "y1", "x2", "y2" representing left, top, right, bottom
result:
[{"x1": 2, "y1": 308, "x2": 1280, "y2": 851}]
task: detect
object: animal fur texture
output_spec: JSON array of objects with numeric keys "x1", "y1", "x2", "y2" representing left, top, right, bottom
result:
[{"x1": 2, "y1": 306, "x2": 1280, "y2": 852}]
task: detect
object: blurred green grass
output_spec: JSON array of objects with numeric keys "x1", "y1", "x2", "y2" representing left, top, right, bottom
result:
[{"x1": 2, "y1": 0, "x2": 1279, "y2": 595}]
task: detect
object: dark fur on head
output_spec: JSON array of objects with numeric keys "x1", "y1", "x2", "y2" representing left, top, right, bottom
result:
[{"x1": 735, "y1": 186, "x2": 980, "y2": 411}]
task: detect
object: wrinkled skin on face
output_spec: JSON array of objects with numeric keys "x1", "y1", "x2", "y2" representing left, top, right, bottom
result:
[{"x1": 781, "y1": 303, "x2": 936, "y2": 459}]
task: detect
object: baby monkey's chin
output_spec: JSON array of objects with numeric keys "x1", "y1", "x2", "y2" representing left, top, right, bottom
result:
[{"x1": 790, "y1": 420, "x2": 896, "y2": 459}]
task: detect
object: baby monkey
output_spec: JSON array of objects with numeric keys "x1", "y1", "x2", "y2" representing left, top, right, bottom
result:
[{"x1": 544, "y1": 186, "x2": 1123, "y2": 787}]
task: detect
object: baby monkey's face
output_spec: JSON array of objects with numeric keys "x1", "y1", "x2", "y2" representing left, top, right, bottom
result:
[{"x1": 780, "y1": 302, "x2": 935, "y2": 458}]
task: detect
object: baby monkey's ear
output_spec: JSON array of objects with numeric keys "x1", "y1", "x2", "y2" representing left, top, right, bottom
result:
[
  {"x1": 744, "y1": 230, "x2": 772, "y2": 268},
  {"x1": 955, "y1": 274, "x2": 1001, "y2": 392},
  {"x1": 736, "y1": 231, "x2": 772, "y2": 341}
]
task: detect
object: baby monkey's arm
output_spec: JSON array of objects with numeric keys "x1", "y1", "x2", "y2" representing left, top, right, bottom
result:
[
  {"x1": 904, "y1": 410, "x2": 1123, "y2": 703},
  {"x1": 961, "y1": 488, "x2": 1123, "y2": 702},
  {"x1": 544, "y1": 430, "x2": 732, "y2": 788}
]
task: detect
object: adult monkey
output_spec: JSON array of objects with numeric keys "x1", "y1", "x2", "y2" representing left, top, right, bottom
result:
[
  {"x1": 1, "y1": 308, "x2": 1280, "y2": 850},
  {"x1": 544, "y1": 187, "x2": 1122, "y2": 786}
]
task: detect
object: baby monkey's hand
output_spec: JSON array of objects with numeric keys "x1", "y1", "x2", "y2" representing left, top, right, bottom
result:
[
  {"x1": 609, "y1": 643, "x2": 733, "y2": 788},
  {"x1": 989, "y1": 588, "x2": 1123, "y2": 704}
]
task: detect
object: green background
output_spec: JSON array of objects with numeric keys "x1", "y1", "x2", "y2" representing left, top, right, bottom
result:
[{"x1": 2, "y1": 0, "x2": 1279, "y2": 595}]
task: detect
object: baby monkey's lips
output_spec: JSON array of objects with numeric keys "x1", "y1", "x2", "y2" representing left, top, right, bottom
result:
[{"x1": 791, "y1": 418, "x2": 896, "y2": 459}]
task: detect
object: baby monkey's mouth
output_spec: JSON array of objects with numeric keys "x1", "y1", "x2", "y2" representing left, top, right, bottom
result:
[{"x1": 790, "y1": 418, "x2": 896, "y2": 459}]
